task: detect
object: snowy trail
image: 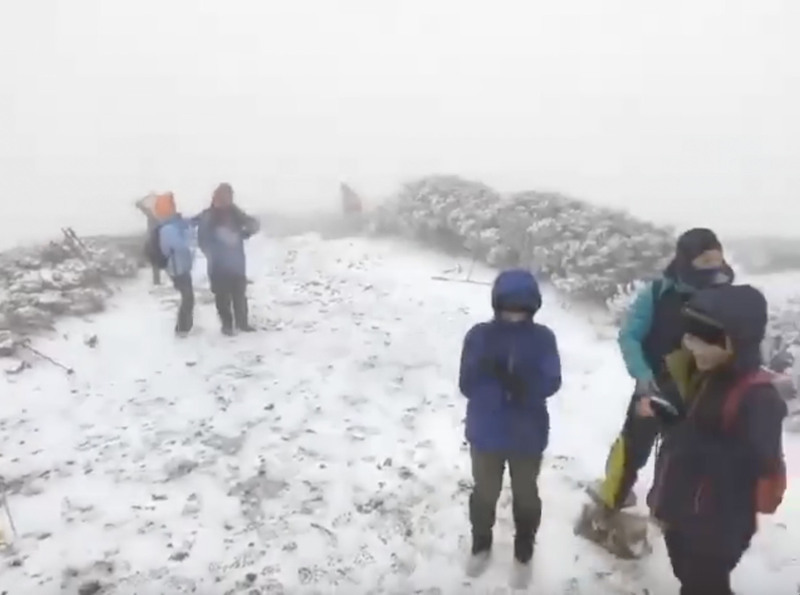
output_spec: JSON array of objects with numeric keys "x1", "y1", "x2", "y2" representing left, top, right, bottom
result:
[{"x1": 1, "y1": 234, "x2": 798, "y2": 594}]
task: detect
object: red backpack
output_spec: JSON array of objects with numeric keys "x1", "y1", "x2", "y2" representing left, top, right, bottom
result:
[{"x1": 719, "y1": 368, "x2": 788, "y2": 515}]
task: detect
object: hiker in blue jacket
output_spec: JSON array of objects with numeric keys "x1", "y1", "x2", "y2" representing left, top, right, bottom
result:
[
  {"x1": 578, "y1": 228, "x2": 735, "y2": 557},
  {"x1": 196, "y1": 183, "x2": 260, "y2": 335},
  {"x1": 459, "y1": 268, "x2": 562, "y2": 583},
  {"x1": 156, "y1": 193, "x2": 195, "y2": 336}
]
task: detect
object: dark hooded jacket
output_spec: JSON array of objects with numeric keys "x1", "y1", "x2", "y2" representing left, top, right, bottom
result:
[
  {"x1": 647, "y1": 284, "x2": 788, "y2": 558},
  {"x1": 196, "y1": 202, "x2": 259, "y2": 277},
  {"x1": 459, "y1": 269, "x2": 562, "y2": 455},
  {"x1": 618, "y1": 228, "x2": 734, "y2": 389}
]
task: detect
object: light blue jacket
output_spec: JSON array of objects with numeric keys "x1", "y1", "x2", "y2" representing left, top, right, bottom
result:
[{"x1": 158, "y1": 215, "x2": 194, "y2": 278}]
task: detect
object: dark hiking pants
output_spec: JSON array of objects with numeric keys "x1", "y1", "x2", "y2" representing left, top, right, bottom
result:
[
  {"x1": 596, "y1": 390, "x2": 660, "y2": 509},
  {"x1": 172, "y1": 274, "x2": 195, "y2": 333},
  {"x1": 210, "y1": 272, "x2": 249, "y2": 330},
  {"x1": 152, "y1": 264, "x2": 162, "y2": 285},
  {"x1": 664, "y1": 530, "x2": 741, "y2": 595},
  {"x1": 469, "y1": 448, "x2": 543, "y2": 547}
]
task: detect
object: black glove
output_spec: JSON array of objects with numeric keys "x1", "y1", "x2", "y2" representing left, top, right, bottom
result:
[
  {"x1": 649, "y1": 394, "x2": 684, "y2": 426},
  {"x1": 485, "y1": 359, "x2": 526, "y2": 403},
  {"x1": 635, "y1": 378, "x2": 685, "y2": 426}
]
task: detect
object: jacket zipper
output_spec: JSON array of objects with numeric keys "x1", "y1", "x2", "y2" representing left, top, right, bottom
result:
[{"x1": 693, "y1": 479, "x2": 708, "y2": 514}]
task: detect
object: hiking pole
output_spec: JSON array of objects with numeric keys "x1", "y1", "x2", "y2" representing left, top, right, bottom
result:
[
  {"x1": 465, "y1": 254, "x2": 477, "y2": 282},
  {"x1": 20, "y1": 341, "x2": 75, "y2": 375},
  {"x1": 0, "y1": 480, "x2": 17, "y2": 540}
]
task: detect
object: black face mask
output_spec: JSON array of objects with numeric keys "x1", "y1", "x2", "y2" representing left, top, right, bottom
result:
[{"x1": 678, "y1": 264, "x2": 730, "y2": 289}]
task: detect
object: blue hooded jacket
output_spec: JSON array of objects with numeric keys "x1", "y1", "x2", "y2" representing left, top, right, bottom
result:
[
  {"x1": 459, "y1": 269, "x2": 562, "y2": 455},
  {"x1": 158, "y1": 214, "x2": 194, "y2": 278},
  {"x1": 196, "y1": 206, "x2": 259, "y2": 277}
]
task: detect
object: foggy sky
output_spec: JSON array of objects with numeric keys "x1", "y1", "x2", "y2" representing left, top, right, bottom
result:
[{"x1": 1, "y1": 0, "x2": 798, "y2": 248}]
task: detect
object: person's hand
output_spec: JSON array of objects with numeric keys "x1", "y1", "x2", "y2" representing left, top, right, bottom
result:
[{"x1": 635, "y1": 396, "x2": 655, "y2": 417}]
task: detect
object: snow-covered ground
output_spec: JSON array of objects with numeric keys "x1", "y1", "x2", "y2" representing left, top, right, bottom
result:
[{"x1": 1, "y1": 234, "x2": 798, "y2": 594}]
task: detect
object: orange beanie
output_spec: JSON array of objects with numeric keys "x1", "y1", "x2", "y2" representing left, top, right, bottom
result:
[{"x1": 153, "y1": 192, "x2": 176, "y2": 219}]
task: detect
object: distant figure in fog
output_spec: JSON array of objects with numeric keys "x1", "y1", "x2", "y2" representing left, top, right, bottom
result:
[
  {"x1": 195, "y1": 183, "x2": 260, "y2": 335},
  {"x1": 340, "y1": 182, "x2": 363, "y2": 215},
  {"x1": 134, "y1": 193, "x2": 162, "y2": 285}
]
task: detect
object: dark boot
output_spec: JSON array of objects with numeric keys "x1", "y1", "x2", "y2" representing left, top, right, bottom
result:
[
  {"x1": 513, "y1": 532, "x2": 534, "y2": 564},
  {"x1": 173, "y1": 274, "x2": 195, "y2": 335},
  {"x1": 215, "y1": 291, "x2": 234, "y2": 334},
  {"x1": 466, "y1": 532, "x2": 492, "y2": 577},
  {"x1": 472, "y1": 532, "x2": 492, "y2": 555},
  {"x1": 232, "y1": 276, "x2": 254, "y2": 331}
]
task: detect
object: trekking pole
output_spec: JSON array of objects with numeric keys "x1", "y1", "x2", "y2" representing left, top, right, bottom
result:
[
  {"x1": 20, "y1": 341, "x2": 75, "y2": 375},
  {"x1": 0, "y1": 480, "x2": 17, "y2": 540},
  {"x1": 465, "y1": 254, "x2": 477, "y2": 282}
]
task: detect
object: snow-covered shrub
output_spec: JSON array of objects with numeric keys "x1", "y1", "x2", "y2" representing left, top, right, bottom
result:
[
  {"x1": 762, "y1": 297, "x2": 800, "y2": 397},
  {"x1": 0, "y1": 232, "x2": 142, "y2": 355},
  {"x1": 375, "y1": 175, "x2": 675, "y2": 302}
]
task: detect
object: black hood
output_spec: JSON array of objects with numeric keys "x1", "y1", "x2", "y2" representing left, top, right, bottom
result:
[
  {"x1": 664, "y1": 227, "x2": 734, "y2": 288},
  {"x1": 686, "y1": 284, "x2": 767, "y2": 371}
]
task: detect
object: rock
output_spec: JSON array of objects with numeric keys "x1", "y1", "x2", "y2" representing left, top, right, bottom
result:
[
  {"x1": 164, "y1": 458, "x2": 198, "y2": 481},
  {"x1": 78, "y1": 580, "x2": 103, "y2": 595}
]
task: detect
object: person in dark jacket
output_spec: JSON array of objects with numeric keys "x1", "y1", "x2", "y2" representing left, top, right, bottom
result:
[
  {"x1": 134, "y1": 194, "x2": 162, "y2": 285},
  {"x1": 580, "y1": 228, "x2": 735, "y2": 556},
  {"x1": 459, "y1": 269, "x2": 562, "y2": 584},
  {"x1": 196, "y1": 183, "x2": 260, "y2": 335},
  {"x1": 648, "y1": 284, "x2": 787, "y2": 595},
  {"x1": 156, "y1": 193, "x2": 195, "y2": 336}
]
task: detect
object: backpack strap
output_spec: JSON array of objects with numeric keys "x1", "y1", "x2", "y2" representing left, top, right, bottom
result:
[
  {"x1": 721, "y1": 368, "x2": 776, "y2": 433},
  {"x1": 650, "y1": 279, "x2": 663, "y2": 302}
]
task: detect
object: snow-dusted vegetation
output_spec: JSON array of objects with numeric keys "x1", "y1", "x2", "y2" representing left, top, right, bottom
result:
[
  {"x1": 372, "y1": 175, "x2": 676, "y2": 303},
  {"x1": 371, "y1": 175, "x2": 800, "y2": 404},
  {"x1": 0, "y1": 231, "x2": 141, "y2": 356}
]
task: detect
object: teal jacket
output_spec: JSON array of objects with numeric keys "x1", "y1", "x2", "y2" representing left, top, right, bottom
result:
[{"x1": 617, "y1": 278, "x2": 676, "y2": 383}]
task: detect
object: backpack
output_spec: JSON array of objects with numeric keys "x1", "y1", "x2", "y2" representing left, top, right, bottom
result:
[
  {"x1": 718, "y1": 369, "x2": 787, "y2": 515},
  {"x1": 145, "y1": 225, "x2": 168, "y2": 269}
]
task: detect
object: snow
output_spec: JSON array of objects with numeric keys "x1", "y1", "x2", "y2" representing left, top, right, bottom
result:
[{"x1": 1, "y1": 233, "x2": 798, "y2": 594}]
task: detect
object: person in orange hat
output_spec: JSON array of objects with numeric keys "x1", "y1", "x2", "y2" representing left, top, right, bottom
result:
[
  {"x1": 144, "y1": 192, "x2": 196, "y2": 336},
  {"x1": 195, "y1": 183, "x2": 260, "y2": 335}
]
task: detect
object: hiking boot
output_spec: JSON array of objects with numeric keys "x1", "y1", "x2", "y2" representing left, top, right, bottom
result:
[
  {"x1": 237, "y1": 324, "x2": 256, "y2": 332},
  {"x1": 513, "y1": 534, "x2": 534, "y2": 564},
  {"x1": 222, "y1": 326, "x2": 235, "y2": 336},
  {"x1": 465, "y1": 533, "x2": 492, "y2": 578}
]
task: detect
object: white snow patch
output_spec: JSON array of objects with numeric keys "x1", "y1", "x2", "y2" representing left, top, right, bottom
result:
[{"x1": 1, "y1": 234, "x2": 798, "y2": 594}]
